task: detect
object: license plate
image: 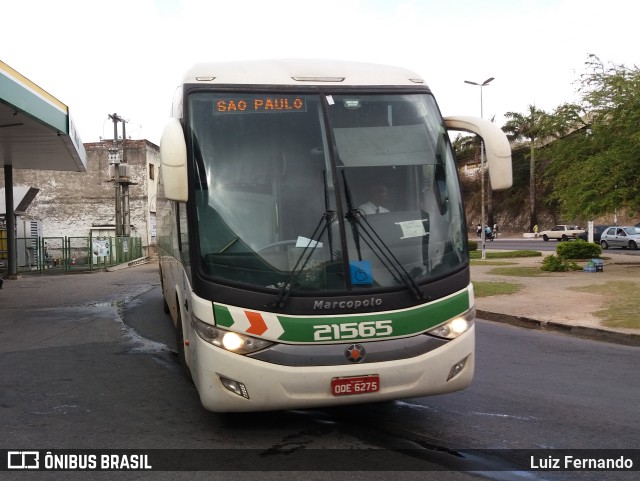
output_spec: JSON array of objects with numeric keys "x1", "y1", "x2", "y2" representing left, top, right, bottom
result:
[{"x1": 331, "y1": 375, "x2": 379, "y2": 396}]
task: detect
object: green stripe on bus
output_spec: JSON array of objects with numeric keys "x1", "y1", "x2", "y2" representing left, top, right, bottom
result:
[{"x1": 213, "y1": 289, "x2": 470, "y2": 343}]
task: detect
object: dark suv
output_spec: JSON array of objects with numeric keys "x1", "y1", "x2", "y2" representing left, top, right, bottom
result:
[{"x1": 577, "y1": 225, "x2": 610, "y2": 243}]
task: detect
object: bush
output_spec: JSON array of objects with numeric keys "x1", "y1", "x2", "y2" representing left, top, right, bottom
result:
[
  {"x1": 541, "y1": 254, "x2": 581, "y2": 272},
  {"x1": 556, "y1": 239, "x2": 602, "y2": 259},
  {"x1": 468, "y1": 240, "x2": 478, "y2": 251}
]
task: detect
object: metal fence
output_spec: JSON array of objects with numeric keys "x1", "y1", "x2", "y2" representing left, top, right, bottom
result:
[{"x1": 3, "y1": 236, "x2": 143, "y2": 274}]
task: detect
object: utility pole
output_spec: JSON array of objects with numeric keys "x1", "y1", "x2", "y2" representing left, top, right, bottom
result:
[
  {"x1": 108, "y1": 113, "x2": 123, "y2": 236},
  {"x1": 121, "y1": 120, "x2": 131, "y2": 236},
  {"x1": 107, "y1": 113, "x2": 134, "y2": 237}
]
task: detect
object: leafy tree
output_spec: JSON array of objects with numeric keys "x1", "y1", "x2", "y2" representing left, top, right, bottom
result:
[
  {"x1": 544, "y1": 55, "x2": 640, "y2": 220},
  {"x1": 502, "y1": 105, "x2": 550, "y2": 231}
]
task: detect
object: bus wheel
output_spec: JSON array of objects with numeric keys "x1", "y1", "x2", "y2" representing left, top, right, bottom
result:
[
  {"x1": 162, "y1": 285, "x2": 170, "y2": 314},
  {"x1": 159, "y1": 268, "x2": 170, "y2": 314},
  {"x1": 175, "y1": 307, "x2": 193, "y2": 381}
]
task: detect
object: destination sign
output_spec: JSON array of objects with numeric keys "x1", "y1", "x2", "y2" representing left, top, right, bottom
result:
[{"x1": 214, "y1": 96, "x2": 307, "y2": 114}]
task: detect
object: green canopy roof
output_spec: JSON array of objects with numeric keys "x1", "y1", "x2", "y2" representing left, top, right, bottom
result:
[{"x1": 0, "y1": 60, "x2": 86, "y2": 172}]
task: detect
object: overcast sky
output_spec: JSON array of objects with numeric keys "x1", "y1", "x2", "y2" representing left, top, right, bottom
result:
[{"x1": 2, "y1": 0, "x2": 637, "y2": 145}]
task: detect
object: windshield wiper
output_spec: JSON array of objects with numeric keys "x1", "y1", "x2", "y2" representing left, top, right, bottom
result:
[
  {"x1": 341, "y1": 171, "x2": 424, "y2": 301},
  {"x1": 268, "y1": 210, "x2": 336, "y2": 309},
  {"x1": 349, "y1": 209, "x2": 424, "y2": 300}
]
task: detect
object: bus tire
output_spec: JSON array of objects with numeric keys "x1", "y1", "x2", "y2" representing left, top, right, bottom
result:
[
  {"x1": 159, "y1": 267, "x2": 170, "y2": 314},
  {"x1": 162, "y1": 283, "x2": 170, "y2": 314},
  {"x1": 175, "y1": 306, "x2": 193, "y2": 381}
]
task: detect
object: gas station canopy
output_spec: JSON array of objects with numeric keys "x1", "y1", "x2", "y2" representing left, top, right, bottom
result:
[
  {"x1": 1, "y1": 60, "x2": 87, "y2": 277},
  {"x1": 1, "y1": 60, "x2": 87, "y2": 172}
]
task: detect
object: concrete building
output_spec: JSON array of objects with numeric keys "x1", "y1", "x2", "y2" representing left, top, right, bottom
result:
[{"x1": 0, "y1": 139, "x2": 160, "y2": 257}]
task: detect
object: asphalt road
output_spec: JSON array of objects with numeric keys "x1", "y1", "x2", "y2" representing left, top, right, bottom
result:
[
  {"x1": 2, "y1": 280, "x2": 638, "y2": 480},
  {"x1": 478, "y1": 237, "x2": 640, "y2": 255}
]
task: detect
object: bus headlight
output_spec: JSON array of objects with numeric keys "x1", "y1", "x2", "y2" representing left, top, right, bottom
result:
[
  {"x1": 192, "y1": 317, "x2": 273, "y2": 354},
  {"x1": 427, "y1": 308, "x2": 475, "y2": 340}
]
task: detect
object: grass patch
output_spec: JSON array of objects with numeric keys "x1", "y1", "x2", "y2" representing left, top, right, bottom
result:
[
  {"x1": 469, "y1": 250, "x2": 542, "y2": 260},
  {"x1": 487, "y1": 266, "x2": 547, "y2": 277},
  {"x1": 572, "y1": 281, "x2": 640, "y2": 329},
  {"x1": 473, "y1": 281, "x2": 523, "y2": 298},
  {"x1": 470, "y1": 260, "x2": 517, "y2": 266}
]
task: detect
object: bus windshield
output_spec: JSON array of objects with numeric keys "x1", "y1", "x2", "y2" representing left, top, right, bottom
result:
[{"x1": 189, "y1": 91, "x2": 468, "y2": 294}]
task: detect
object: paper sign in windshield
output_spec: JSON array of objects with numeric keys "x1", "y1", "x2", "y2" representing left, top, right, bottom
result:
[
  {"x1": 395, "y1": 220, "x2": 428, "y2": 239},
  {"x1": 296, "y1": 236, "x2": 323, "y2": 248}
]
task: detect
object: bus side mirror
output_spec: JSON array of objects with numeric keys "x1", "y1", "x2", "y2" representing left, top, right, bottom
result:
[
  {"x1": 444, "y1": 116, "x2": 513, "y2": 191},
  {"x1": 160, "y1": 118, "x2": 189, "y2": 202}
]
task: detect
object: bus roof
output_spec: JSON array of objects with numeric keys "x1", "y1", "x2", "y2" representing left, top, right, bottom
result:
[{"x1": 183, "y1": 59, "x2": 427, "y2": 88}]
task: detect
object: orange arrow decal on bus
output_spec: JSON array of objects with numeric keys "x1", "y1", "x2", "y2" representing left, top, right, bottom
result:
[{"x1": 244, "y1": 311, "x2": 268, "y2": 336}]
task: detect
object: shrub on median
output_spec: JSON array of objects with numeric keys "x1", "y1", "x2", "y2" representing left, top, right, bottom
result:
[
  {"x1": 541, "y1": 254, "x2": 581, "y2": 272},
  {"x1": 556, "y1": 239, "x2": 602, "y2": 259}
]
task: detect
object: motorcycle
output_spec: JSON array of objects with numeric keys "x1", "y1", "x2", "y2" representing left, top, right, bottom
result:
[{"x1": 478, "y1": 229, "x2": 494, "y2": 241}]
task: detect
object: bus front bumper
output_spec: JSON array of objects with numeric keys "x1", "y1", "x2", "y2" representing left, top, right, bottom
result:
[{"x1": 188, "y1": 325, "x2": 475, "y2": 413}]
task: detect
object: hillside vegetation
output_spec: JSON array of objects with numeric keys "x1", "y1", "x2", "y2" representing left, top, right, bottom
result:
[{"x1": 456, "y1": 54, "x2": 640, "y2": 234}]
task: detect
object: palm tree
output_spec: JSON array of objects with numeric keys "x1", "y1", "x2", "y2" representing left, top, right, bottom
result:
[{"x1": 502, "y1": 105, "x2": 549, "y2": 231}]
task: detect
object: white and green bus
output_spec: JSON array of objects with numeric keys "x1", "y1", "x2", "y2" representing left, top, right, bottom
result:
[{"x1": 158, "y1": 59, "x2": 511, "y2": 412}]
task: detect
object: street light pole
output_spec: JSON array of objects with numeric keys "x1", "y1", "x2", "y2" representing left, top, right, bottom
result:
[{"x1": 464, "y1": 77, "x2": 494, "y2": 260}]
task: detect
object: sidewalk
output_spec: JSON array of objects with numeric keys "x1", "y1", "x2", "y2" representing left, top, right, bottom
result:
[{"x1": 471, "y1": 247, "x2": 640, "y2": 346}]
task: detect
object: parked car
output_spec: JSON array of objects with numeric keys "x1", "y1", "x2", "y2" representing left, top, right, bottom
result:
[
  {"x1": 577, "y1": 225, "x2": 610, "y2": 243},
  {"x1": 539, "y1": 225, "x2": 586, "y2": 242},
  {"x1": 600, "y1": 226, "x2": 640, "y2": 250}
]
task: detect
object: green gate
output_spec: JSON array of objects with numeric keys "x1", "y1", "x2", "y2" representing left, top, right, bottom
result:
[{"x1": 3, "y1": 236, "x2": 144, "y2": 274}]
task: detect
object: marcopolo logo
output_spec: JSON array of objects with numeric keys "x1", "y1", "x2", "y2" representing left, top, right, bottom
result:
[
  {"x1": 312, "y1": 297, "x2": 383, "y2": 311},
  {"x1": 345, "y1": 344, "x2": 367, "y2": 363}
]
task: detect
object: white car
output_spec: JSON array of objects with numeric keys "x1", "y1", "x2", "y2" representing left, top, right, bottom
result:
[
  {"x1": 539, "y1": 225, "x2": 586, "y2": 242},
  {"x1": 600, "y1": 226, "x2": 640, "y2": 250}
]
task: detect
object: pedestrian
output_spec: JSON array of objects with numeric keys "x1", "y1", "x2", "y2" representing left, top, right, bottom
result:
[
  {"x1": 476, "y1": 224, "x2": 482, "y2": 238},
  {"x1": 533, "y1": 224, "x2": 539, "y2": 237},
  {"x1": 493, "y1": 223, "x2": 499, "y2": 239}
]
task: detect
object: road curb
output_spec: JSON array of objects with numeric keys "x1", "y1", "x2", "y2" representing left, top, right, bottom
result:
[{"x1": 477, "y1": 310, "x2": 640, "y2": 347}]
